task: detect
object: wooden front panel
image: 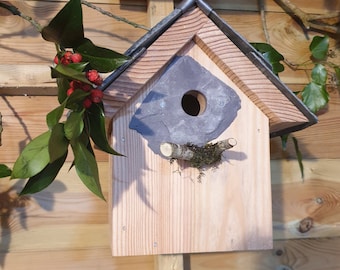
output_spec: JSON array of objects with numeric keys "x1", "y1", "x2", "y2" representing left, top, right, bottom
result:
[{"x1": 110, "y1": 42, "x2": 272, "y2": 255}]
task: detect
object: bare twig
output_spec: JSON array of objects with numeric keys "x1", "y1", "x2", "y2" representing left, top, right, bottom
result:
[
  {"x1": 275, "y1": 0, "x2": 340, "y2": 34},
  {"x1": 0, "y1": 1, "x2": 149, "y2": 32},
  {"x1": 160, "y1": 138, "x2": 237, "y2": 166},
  {"x1": 0, "y1": 2, "x2": 42, "y2": 32},
  {"x1": 81, "y1": 0, "x2": 150, "y2": 31},
  {"x1": 258, "y1": 0, "x2": 271, "y2": 43},
  {"x1": 0, "y1": 112, "x2": 2, "y2": 146}
]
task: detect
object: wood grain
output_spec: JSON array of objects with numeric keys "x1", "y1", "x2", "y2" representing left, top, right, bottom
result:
[
  {"x1": 2, "y1": 249, "x2": 154, "y2": 270},
  {"x1": 271, "y1": 159, "x2": 340, "y2": 239},
  {"x1": 270, "y1": 88, "x2": 340, "y2": 159},
  {"x1": 0, "y1": 162, "x2": 109, "y2": 252},
  {"x1": 155, "y1": 255, "x2": 185, "y2": 270},
  {"x1": 174, "y1": 0, "x2": 340, "y2": 13},
  {"x1": 0, "y1": 159, "x2": 340, "y2": 268},
  {"x1": 147, "y1": 0, "x2": 174, "y2": 27},
  {"x1": 190, "y1": 237, "x2": 340, "y2": 270}
]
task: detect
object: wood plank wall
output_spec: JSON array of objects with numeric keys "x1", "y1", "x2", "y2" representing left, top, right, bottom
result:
[{"x1": 0, "y1": 0, "x2": 339, "y2": 269}]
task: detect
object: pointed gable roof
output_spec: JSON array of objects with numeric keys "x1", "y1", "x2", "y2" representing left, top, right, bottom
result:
[{"x1": 102, "y1": 0, "x2": 317, "y2": 137}]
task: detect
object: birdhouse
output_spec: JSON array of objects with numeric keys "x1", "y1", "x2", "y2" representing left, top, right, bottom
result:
[{"x1": 102, "y1": 0, "x2": 317, "y2": 256}]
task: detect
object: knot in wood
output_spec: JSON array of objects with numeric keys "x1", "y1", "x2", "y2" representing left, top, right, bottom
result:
[
  {"x1": 298, "y1": 217, "x2": 314, "y2": 233},
  {"x1": 275, "y1": 249, "x2": 284, "y2": 256}
]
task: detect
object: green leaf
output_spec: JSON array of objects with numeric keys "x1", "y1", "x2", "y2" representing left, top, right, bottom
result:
[
  {"x1": 271, "y1": 62, "x2": 285, "y2": 74},
  {"x1": 57, "y1": 78, "x2": 70, "y2": 104},
  {"x1": 301, "y1": 82, "x2": 329, "y2": 113},
  {"x1": 67, "y1": 62, "x2": 89, "y2": 72},
  {"x1": 251, "y1": 42, "x2": 284, "y2": 75},
  {"x1": 309, "y1": 35, "x2": 329, "y2": 60},
  {"x1": 86, "y1": 103, "x2": 122, "y2": 156},
  {"x1": 11, "y1": 131, "x2": 51, "y2": 179},
  {"x1": 46, "y1": 100, "x2": 66, "y2": 130},
  {"x1": 51, "y1": 63, "x2": 91, "y2": 84},
  {"x1": 280, "y1": 134, "x2": 289, "y2": 151},
  {"x1": 66, "y1": 89, "x2": 90, "y2": 110},
  {"x1": 41, "y1": 0, "x2": 84, "y2": 48},
  {"x1": 19, "y1": 152, "x2": 67, "y2": 195},
  {"x1": 49, "y1": 123, "x2": 69, "y2": 163},
  {"x1": 71, "y1": 139, "x2": 105, "y2": 200},
  {"x1": 292, "y1": 136, "x2": 304, "y2": 180},
  {"x1": 311, "y1": 64, "x2": 327, "y2": 85},
  {"x1": 64, "y1": 110, "x2": 84, "y2": 140},
  {"x1": 76, "y1": 38, "x2": 128, "y2": 73},
  {"x1": 301, "y1": 64, "x2": 329, "y2": 113},
  {"x1": 0, "y1": 164, "x2": 12, "y2": 178}
]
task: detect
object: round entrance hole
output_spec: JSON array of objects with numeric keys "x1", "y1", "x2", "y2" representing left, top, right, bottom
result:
[{"x1": 181, "y1": 90, "x2": 207, "y2": 116}]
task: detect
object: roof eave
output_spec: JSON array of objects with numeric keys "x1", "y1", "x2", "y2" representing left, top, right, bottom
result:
[{"x1": 102, "y1": 0, "x2": 317, "y2": 137}]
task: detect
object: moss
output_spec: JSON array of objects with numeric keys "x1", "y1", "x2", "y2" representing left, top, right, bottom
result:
[{"x1": 185, "y1": 142, "x2": 223, "y2": 169}]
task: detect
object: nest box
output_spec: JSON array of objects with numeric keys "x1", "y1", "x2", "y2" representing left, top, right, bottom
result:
[{"x1": 103, "y1": 0, "x2": 317, "y2": 256}]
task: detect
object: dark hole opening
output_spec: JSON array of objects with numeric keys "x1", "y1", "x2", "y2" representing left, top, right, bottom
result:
[{"x1": 181, "y1": 90, "x2": 206, "y2": 116}]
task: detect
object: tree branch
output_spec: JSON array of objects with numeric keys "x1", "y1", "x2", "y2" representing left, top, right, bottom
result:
[{"x1": 275, "y1": 0, "x2": 340, "y2": 34}]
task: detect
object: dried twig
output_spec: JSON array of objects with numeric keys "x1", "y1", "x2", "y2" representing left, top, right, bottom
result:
[
  {"x1": 81, "y1": 0, "x2": 150, "y2": 31},
  {"x1": 0, "y1": 2, "x2": 42, "y2": 32},
  {"x1": 258, "y1": 0, "x2": 271, "y2": 43},
  {"x1": 0, "y1": 1, "x2": 149, "y2": 32},
  {"x1": 275, "y1": 0, "x2": 340, "y2": 34},
  {"x1": 160, "y1": 138, "x2": 237, "y2": 168},
  {"x1": 0, "y1": 112, "x2": 2, "y2": 146}
]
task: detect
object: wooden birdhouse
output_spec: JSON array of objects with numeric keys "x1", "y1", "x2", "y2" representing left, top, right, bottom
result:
[{"x1": 102, "y1": 0, "x2": 317, "y2": 257}]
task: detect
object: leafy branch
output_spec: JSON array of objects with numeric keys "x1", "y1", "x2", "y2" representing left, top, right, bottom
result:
[
  {"x1": 0, "y1": 0, "x2": 130, "y2": 199},
  {"x1": 252, "y1": 34, "x2": 339, "y2": 179}
]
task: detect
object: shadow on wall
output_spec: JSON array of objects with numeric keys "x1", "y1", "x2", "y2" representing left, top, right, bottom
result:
[
  {"x1": 1, "y1": 96, "x2": 32, "y2": 154},
  {"x1": 0, "y1": 179, "x2": 66, "y2": 268}
]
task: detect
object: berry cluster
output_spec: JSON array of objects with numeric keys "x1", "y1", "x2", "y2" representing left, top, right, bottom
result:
[
  {"x1": 54, "y1": 51, "x2": 104, "y2": 108},
  {"x1": 54, "y1": 51, "x2": 82, "y2": 65}
]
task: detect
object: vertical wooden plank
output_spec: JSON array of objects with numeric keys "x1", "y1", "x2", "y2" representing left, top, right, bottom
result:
[
  {"x1": 155, "y1": 255, "x2": 184, "y2": 270},
  {"x1": 147, "y1": 0, "x2": 174, "y2": 27}
]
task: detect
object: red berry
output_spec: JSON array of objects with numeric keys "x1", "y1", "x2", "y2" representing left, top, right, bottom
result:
[
  {"x1": 54, "y1": 55, "x2": 59, "y2": 64},
  {"x1": 69, "y1": 80, "x2": 80, "y2": 89},
  {"x1": 83, "y1": 98, "x2": 93, "y2": 108},
  {"x1": 66, "y1": 88, "x2": 74, "y2": 96},
  {"x1": 86, "y1": 70, "x2": 102, "y2": 85},
  {"x1": 61, "y1": 51, "x2": 72, "y2": 65},
  {"x1": 71, "y1": 53, "x2": 82, "y2": 63},
  {"x1": 80, "y1": 83, "x2": 92, "y2": 92},
  {"x1": 93, "y1": 76, "x2": 103, "y2": 86},
  {"x1": 61, "y1": 57, "x2": 71, "y2": 65},
  {"x1": 90, "y1": 89, "x2": 104, "y2": 103},
  {"x1": 63, "y1": 51, "x2": 72, "y2": 59}
]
